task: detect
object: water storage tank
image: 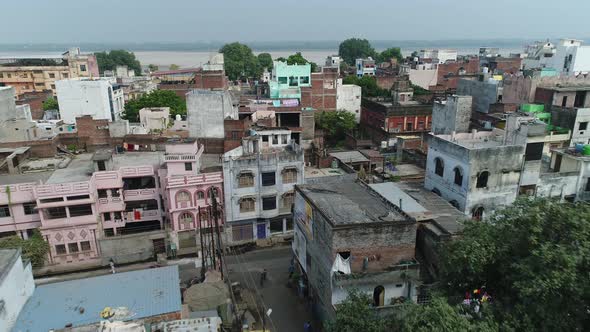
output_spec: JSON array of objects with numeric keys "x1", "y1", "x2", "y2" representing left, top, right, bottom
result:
[
  {"x1": 176, "y1": 114, "x2": 181, "y2": 121},
  {"x1": 582, "y1": 145, "x2": 590, "y2": 156},
  {"x1": 331, "y1": 159, "x2": 339, "y2": 169},
  {"x1": 575, "y1": 143, "x2": 585, "y2": 153}
]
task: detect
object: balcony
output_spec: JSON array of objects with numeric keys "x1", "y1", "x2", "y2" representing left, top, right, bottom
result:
[
  {"x1": 125, "y1": 209, "x2": 160, "y2": 222},
  {"x1": 123, "y1": 188, "x2": 159, "y2": 201},
  {"x1": 96, "y1": 196, "x2": 125, "y2": 213},
  {"x1": 164, "y1": 154, "x2": 196, "y2": 162}
]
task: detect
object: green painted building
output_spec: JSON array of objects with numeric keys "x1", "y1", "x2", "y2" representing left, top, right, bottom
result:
[{"x1": 269, "y1": 61, "x2": 311, "y2": 99}]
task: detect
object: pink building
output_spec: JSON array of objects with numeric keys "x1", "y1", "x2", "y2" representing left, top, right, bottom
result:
[
  {"x1": 159, "y1": 139, "x2": 224, "y2": 254},
  {"x1": 0, "y1": 181, "x2": 41, "y2": 239}
]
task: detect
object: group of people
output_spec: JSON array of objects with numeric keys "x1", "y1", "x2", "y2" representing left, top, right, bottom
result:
[{"x1": 462, "y1": 287, "x2": 492, "y2": 314}]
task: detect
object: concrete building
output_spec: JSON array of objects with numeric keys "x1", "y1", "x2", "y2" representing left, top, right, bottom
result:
[
  {"x1": 549, "y1": 39, "x2": 590, "y2": 75},
  {"x1": 522, "y1": 41, "x2": 557, "y2": 70},
  {"x1": 419, "y1": 49, "x2": 458, "y2": 64},
  {"x1": 56, "y1": 78, "x2": 124, "y2": 123},
  {"x1": 0, "y1": 249, "x2": 35, "y2": 332},
  {"x1": 139, "y1": 107, "x2": 170, "y2": 133},
  {"x1": 269, "y1": 61, "x2": 312, "y2": 99},
  {"x1": 12, "y1": 266, "x2": 182, "y2": 331},
  {"x1": 400, "y1": 62, "x2": 438, "y2": 89},
  {"x1": 222, "y1": 127, "x2": 304, "y2": 244},
  {"x1": 356, "y1": 58, "x2": 376, "y2": 77},
  {"x1": 159, "y1": 139, "x2": 224, "y2": 254},
  {"x1": 336, "y1": 80, "x2": 362, "y2": 123},
  {"x1": 292, "y1": 180, "x2": 419, "y2": 321},
  {"x1": 187, "y1": 90, "x2": 237, "y2": 139},
  {"x1": 0, "y1": 87, "x2": 39, "y2": 142},
  {"x1": 431, "y1": 95, "x2": 472, "y2": 135},
  {"x1": 325, "y1": 55, "x2": 342, "y2": 68},
  {"x1": 457, "y1": 76, "x2": 502, "y2": 113},
  {"x1": 0, "y1": 48, "x2": 99, "y2": 96}
]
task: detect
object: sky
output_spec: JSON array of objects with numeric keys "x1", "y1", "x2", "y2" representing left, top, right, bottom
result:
[{"x1": 2, "y1": 0, "x2": 590, "y2": 44}]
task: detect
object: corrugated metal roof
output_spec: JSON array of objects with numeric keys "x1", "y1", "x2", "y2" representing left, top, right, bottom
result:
[{"x1": 13, "y1": 266, "x2": 181, "y2": 332}]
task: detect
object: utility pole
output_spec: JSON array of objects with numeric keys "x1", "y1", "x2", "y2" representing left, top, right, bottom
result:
[
  {"x1": 198, "y1": 206, "x2": 206, "y2": 280},
  {"x1": 208, "y1": 204, "x2": 216, "y2": 270},
  {"x1": 211, "y1": 188, "x2": 224, "y2": 278}
]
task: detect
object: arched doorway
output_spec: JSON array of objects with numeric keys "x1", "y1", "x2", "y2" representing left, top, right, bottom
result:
[{"x1": 373, "y1": 285, "x2": 385, "y2": 307}]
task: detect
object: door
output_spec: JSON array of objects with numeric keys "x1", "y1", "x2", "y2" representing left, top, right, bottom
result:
[
  {"x1": 153, "y1": 239, "x2": 166, "y2": 255},
  {"x1": 257, "y1": 223, "x2": 267, "y2": 239}
]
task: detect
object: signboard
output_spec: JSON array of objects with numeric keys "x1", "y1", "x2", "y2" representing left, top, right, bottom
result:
[{"x1": 294, "y1": 193, "x2": 313, "y2": 240}]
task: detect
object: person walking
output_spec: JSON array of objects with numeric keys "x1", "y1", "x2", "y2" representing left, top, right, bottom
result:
[
  {"x1": 304, "y1": 321, "x2": 312, "y2": 332},
  {"x1": 109, "y1": 258, "x2": 116, "y2": 274},
  {"x1": 260, "y1": 268, "x2": 267, "y2": 287}
]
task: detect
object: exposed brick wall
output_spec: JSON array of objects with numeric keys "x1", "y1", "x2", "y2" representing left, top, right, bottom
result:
[
  {"x1": 75, "y1": 116, "x2": 111, "y2": 148},
  {"x1": 0, "y1": 138, "x2": 59, "y2": 158},
  {"x1": 16, "y1": 91, "x2": 52, "y2": 120},
  {"x1": 435, "y1": 57, "x2": 479, "y2": 91}
]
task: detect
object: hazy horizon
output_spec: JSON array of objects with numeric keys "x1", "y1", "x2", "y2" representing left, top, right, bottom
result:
[{"x1": 2, "y1": 0, "x2": 589, "y2": 44}]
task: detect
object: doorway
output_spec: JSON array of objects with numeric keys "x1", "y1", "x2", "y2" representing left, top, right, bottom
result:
[{"x1": 373, "y1": 285, "x2": 385, "y2": 307}]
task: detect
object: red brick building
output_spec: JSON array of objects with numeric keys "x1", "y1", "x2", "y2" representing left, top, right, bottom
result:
[
  {"x1": 300, "y1": 67, "x2": 338, "y2": 111},
  {"x1": 433, "y1": 57, "x2": 480, "y2": 91},
  {"x1": 155, "y1": 68, "x2": 229, "y2": 100}
]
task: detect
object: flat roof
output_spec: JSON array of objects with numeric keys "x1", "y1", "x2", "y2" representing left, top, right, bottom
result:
[
  {"x1": 0, "y1": 171, "x2": 53, "y2": 185},
  {"x1": 369, "y1": 183, "x2": 428, "y2": 215},
  {"x1": 329, "y1": 151, "x2": 370, "y2": 164},
  {"x1": 304, "y1": 166, "x2": 347, "y2": 179},
  {"x1": 46, "y1": 154, "x2": 94, "y2": 184},
  {"x1": 112, "y1": 151, "x2": 163, "y2": 169},
  {"x1": 297, "y1": 181, "x2": 408, "y2": 226},
  {"x1": 0, "y1": 249, "x2": 20, "y2": 284},
  {"x1": 13, "y1": 266, "x2": 182, "y2": 332}
]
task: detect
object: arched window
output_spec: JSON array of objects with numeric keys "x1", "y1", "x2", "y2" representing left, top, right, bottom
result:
[
  {"x1": 472, "y1": 207, "x2": 484, "y2": 221},
  {"x1": 178, "y1": 212, "x2": 194, "y2": 225},
  {"x1": 373, "y1": 285, "x2": 385, "y2": 307},
  {"x1": 432, "y1": 188, "x2": 442, "y2": 196},
  {"x1": 453, "y1": 167, "x2": 463, "y2": 186},
  {"x1": 175, "y1": 191, "x2": 191, "y2": 208},
  {"x1": 476, "y1": 171, "x2": 489, "y2": 188},
  {"x1": 196, "y1": 191, "x2": 205, "y2": 200},
  {"x1": 282, "y1": 192, "x2": 295, "y2": 210},
  {"x1": 434, "y1": 157, "x2": 444, "y2": 177},
  {"x1": 449, "y1": 200, "x2": 460, "y2": 209}
]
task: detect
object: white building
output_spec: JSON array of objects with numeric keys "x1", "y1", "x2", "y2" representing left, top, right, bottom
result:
[
  {"x1": 55, "y1": 78, "x2": 124, "y2": 124},
  {"x1": 0, "y1": 249, "x2": 35, "y2": 332},
  {"x1": 186, "y1": 90, "x2": 237, "y2": 139},
  {"x1": 0, "y1": 87, "x2": 39, "y2": 142},
  {"x1": 419, "y1": 49, "x2": 458, "y2": 64},
  {"x1": 356, "y1": 58, "x2": 376, "y2": 77},
  {"x1": 139, "y1": 107, "x2": 170, "y2": 133},
  {"x1": 222, "y1": 127, "x2": 304, "y2": 245},
  {"x1": 400, "y1": 63, "x2": 438, "y2": 89},
  {"x1": 549, "y1": 39, "x2": 590, "y2": 75},
  {"x1": 336, "y1": 80, "x2": 362, "y2": 123},
  {"x1": 522, "y1": 41, "x2": 556, "y2": 70}
]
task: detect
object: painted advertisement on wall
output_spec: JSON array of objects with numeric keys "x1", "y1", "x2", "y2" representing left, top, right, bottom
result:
[{"x1": 294, "y1": 192, "x2": 313, "y2": 240}]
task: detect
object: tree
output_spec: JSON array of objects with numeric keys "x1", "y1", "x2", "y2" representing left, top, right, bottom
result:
[
  {"x1": 377, "y1": 47, "x2": 403, "y2": 63},
  {"x1": 279, "y1": 52, "x2": 318, "y2": 72},
  {"x1": 0, "y1": 229, "x2": 49, "y2": 267},
  {"x1": 123, "y1": 90, "x2": 186, "y2": 122},
  {"x1": 326, "y1": 290, "x2": 384, "y2": 332},
  {"x1": 315, "y1": 111, "x2": 356, "y2": 146},
  {"x1": 42, "y1": 97, "x2": 59, "y2": 111},
  {"x1": 148, "y1": 64, "x2": 159, "y2": 72},
  {"x1": 343, "y1": 75, "x2": 389, "y2": 97},
  {"x1": 411, "y1": 83, "x2": 430, "y2": 95},
  {"x1": 219, "y1": 42, "x2": 260, "y2": 80},
  {"x1": 338, "y1": 38, "x2": 376, "y2": 66},
  {"x1": 169, "y1": 64, "x2": 180, "y2": 70},
  {"x1": 94, "y1": 50, "x2": 142, "y2": 76},
  {"x1": 439, "y1": 198, "x2": 590, "y2": 331},
  {"x1": 257, "y1": 53, "x2": 273, "y2": 71}
]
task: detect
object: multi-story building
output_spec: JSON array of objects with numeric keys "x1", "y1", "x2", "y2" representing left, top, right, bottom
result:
[
  {"x1": 0, "y1": 87, "x2": 39, "y2": 142},
  {"x1": 269, "y1": 61, "x2": 312, "y2": 100},
  {"x1": 292, "y1": 180, "x2": 419, "y2": 321},
  {"x1": 55, "y1": 77, "x2": 124, "y2": 124},
  {"x1": 336, "y1": 80, "x2": 362, "y2": 123},
  {"x1": 159, "y1": 139, "x2": 224, "y2": 255},
  {"x1": 222, "y1": 127, "x2": 304, "y2": 245},
  {"x1": 0, "y1": 48, "x2": 99, "y2": 96},
  {"x1": 356, "y1": 58, "x2": 376, "y2": 77},
  {"x1": 187, "y1": 89, "x2": 238, "y2": 139},
  {"x1": 548, "y1": 39, "x2": 590, "y2": 75},
  {"x1": 457, "y1": 75, "x2": 503, "y2": 113},
  {"x1": 419, "y1": 49, "x2": 458, "y2": 64}
]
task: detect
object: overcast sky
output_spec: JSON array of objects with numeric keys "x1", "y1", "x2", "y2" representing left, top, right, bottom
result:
[{"x1": 2, "y1": 0, "x2": 590, "y2": 43}]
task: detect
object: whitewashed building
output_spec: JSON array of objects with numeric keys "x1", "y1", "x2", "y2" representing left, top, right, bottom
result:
[{"x1": 55, "y1": 77, "x2": 124, "y2": 123}]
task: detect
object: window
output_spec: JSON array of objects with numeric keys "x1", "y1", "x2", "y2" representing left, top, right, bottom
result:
[
  {"x1": 80, "y1": 64, "x2": 87, "y2": 72},
  {"x1": 67, "y1": 195, "x2": 90, "y2": 201},
  {"x1": 68, "y1": 242, "x2": 79, "y2": 253},
  {"x1": 45, "y1": 206, "x2": 67, "y2": 219},
  {"x1": 196, "y1": 191, "x2": 205, "y2": 200},
  {"x1": 282, "y1": 193, "x2": 294, "y2": 209},
  {"x1": 434, "y1": 158, "x2": 444, "y2": 177},
  {"x1": 69, "y1": 204, "x2": 93, "y2": 217},
  {"x1": 0, "y1": 205, "x2": 10, "y2": 217},
  {"x1": 270, "y1": 219, "x2": 283, "y2": 234},
  {"x1": 176, "y1": 191, "x2": 191, "y2": 207},
  {"x1": 262, "y1": 135, "x2": 269, "y2": 142},
  {"x1": 282, "y1": 169, "x2": 297, "y2": 184},
  {"x1": 476, "y1": 171, "x2": 489, "y2": 188},
  {"x1": 23, "y1": 202, "x2": 36, "y2": 215},
  {"x1": 55, "y1": 244, "x2": 67, "y2": 255},
  {"x1": 406, "y1": 122, "x2": 414, "y2": 131},
  {"x1": 63, "y1": 73, "x2": 69, "y2": 78},
  {"x1": 579, "y1": 122, "x2": 588, "y2": 131},
  {"x1": 98, "y1": 189, "x2": 108, "y2": 198},
  {"x1": 278, "y1": 77, "x2": 287, "y2": 84},
  {"x1": 184, "y1": 162, "x2": 193, "y2": 171},
  {"x1": 103, "y1": 212, "x2": 112, "y2": 221},
  {"x1": 300, "y1": 76, "x2": 310, "y2": 84},
  {"x1": 289, "y1": 76, "x2": 298, "y2": 87},
  {"x1": 104, "y1": 228, "x2": 115, "y2": 237},
  {"x1": 80, "y1": 241, "x2": 91, "y2": 251},
  {"x1": 472, "y1": 207, "x2": 484, "y2": 221},
  {"x1": 114, "y1": 212, "x2": 122, "y2": 220},
  {"x1": 97, "y1": 160, "x2": 106, "y2": 171},
  {"x1": 585, "y1": 178, "x2": 590, "y2": 192},
  {"x1": 125, "y1": 199, "x2": 158, "y2": 211},
  {"x1": 40, "y1": 197, "x2": 63, "y2": 203},
  {"x1": 453, "y1": 167, "x2": 463, "y2": 186},
  {"x1": 281, "y1": 134, "x2": 288, "y2": 144},
  {"x1": 238, "y1": 173, "x2": 254, "y2": 188},
  {"x1": 561, "y1": 96, "x2": 568, "y2": 107},
  {"x1": 49, "y1": 73, "x2": 55, "y2": 78},
  {"x1": 179, "y1": 212, "x2": 194, "y2": 225},
  {"x1": 239, "y1": 198, "x2": 255, "y2": 213},
  {"x1": 286, "y1": 219, "x2": 294, "y2": 230},
  {"x1": 525, "y1": 142, "x2": 544, "y2": 161},
  {"x1": 261, "y1": 172, "x2": 276, "y2": 186},
  {"x1": 111, "y1": 189, "x2": 120, "y2": 198},
  {"x1": 262, "y1": 196, "x2": 276, "y2": 210},
  {"x1": 272, "y1": 135, "x2": 279, "y2": 145}
]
